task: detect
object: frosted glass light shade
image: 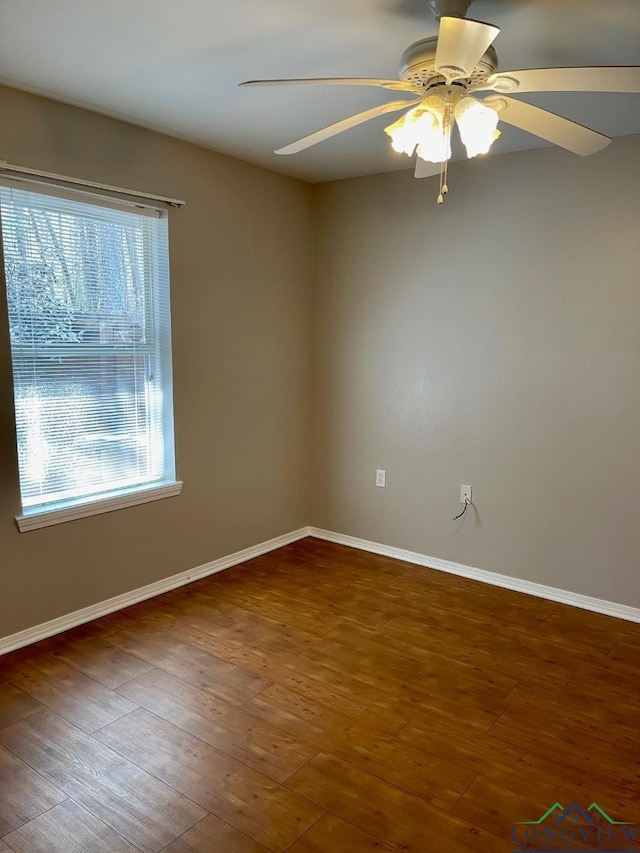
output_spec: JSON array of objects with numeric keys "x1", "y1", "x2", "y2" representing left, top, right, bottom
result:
[
  {"x1": 384, "y1": 95, "x2": 451, "y2": 163},
  {"x1": 454, "y1": 96, "x2": 501, "y2": 158}
]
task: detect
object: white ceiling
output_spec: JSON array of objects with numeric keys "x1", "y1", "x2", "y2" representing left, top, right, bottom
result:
[{"x1": 0, "y1": 0, "x2": 639, "y2": 183}]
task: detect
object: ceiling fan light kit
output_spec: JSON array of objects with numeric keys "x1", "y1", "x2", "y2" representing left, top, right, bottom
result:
[
  {"x1": 241, "y1": 1, "x2": 640, "y2": 203},
  {"x1": 384, "y1": 90, "x2": 500, "y2": 161}
]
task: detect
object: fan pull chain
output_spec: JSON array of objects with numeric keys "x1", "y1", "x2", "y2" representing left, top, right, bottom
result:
[
  {"x1": 437, "y1": 103, "x2": 452, "y2": 205},
  {"x1": 437, "y1": 150, "x2": 450, "y2": 203}
]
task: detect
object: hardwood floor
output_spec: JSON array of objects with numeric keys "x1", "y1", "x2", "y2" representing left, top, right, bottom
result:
[{"x1": 1, "y1": 537, "x2": 639, "y2": 852}]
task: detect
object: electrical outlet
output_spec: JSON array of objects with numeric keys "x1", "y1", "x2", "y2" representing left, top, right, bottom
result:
[
  {"x1": 376, "y1": 469, "x2": 386, "y2": 488},
  {"x1": 460, "y1": 484, "x2": 472, "y2": 504}
]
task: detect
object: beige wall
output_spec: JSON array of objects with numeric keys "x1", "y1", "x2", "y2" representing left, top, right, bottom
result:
[
  {"x1": 2, "y1": 83, "x2": 639, "y2": 641},
  {"x1": 0, "y1": 86, "x2": 314, "y2": 637},
  {"x1": 312, "y1": 135, "x2": 640, "y2": 607}
]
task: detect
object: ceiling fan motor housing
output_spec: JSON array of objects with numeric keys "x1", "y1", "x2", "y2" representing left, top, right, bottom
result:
[
  {"x1": 427, "y1": 0, "x2": 474, "y2": 20},
  {"x1": 399, "y1": 36, "x2": 498, "y2": 88}
]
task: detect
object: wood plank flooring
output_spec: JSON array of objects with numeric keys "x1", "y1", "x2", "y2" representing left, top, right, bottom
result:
[{"x1": 1, "y1": 537, "x2": 639, "y2": 852}]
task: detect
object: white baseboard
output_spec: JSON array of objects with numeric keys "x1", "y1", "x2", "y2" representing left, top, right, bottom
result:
[
  {"x1": 0, "y1": 527, "x2": 311, "y2": 656},
  {"x1": 309, "y1": 527, "x2": 640, "y2": 624},
  {"x1": 4, "y1": 523, "x2": 638, "y2": 656}
]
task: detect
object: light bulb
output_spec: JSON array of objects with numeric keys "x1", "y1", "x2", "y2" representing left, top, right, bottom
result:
[
  {"x1": 385, "y1": 110, "x2": 422, "y2": 156},
  {"x1": 385, "y1": 95, "x2": 451, "y2": 163},
  {"x1": 415, "y1": 110, "x2": 452, "y2": 164},
  {"x1": 454, "y1": 96, "x2": 501, "y2": 158}
]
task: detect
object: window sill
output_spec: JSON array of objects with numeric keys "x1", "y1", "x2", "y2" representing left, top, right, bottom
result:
[{"x1": 15, "y1": 481, "x2": 183, "y2": 532}]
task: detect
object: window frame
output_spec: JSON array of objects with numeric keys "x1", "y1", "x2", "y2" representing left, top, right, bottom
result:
[{"x1": 0, "y1": 179, "x2": 182, "y2": 532}]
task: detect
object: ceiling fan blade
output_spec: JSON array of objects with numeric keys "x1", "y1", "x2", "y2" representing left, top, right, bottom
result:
[
  {"x1": 275, "y1": 98, "x2": 421, "y2": 155},
  {"x1": 485, "y1": 96, "x2": 611, "y2": 155},
  {"x1": 435, "y1": 16, "x2": 500, "y2": 82},
  {"x1": 414, "y1": 158, "x2": 443, "y2": 179},
  {"x1": 240, "y1": 77, "x2": 421, "y2": 93},
  {"x1": 485, "y1": 66, "x2": 640, "y2": 95}
]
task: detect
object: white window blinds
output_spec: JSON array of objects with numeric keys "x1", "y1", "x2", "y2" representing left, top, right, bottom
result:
[{"x1": 1, "y1": 183, "x2": 177, "y2": 517}]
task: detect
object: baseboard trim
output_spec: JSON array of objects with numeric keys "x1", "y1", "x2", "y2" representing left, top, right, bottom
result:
[
  {"x1": 309, "y1": 527, "x2": 640, "y2": 624},
  {"x1": 5, "y1": 523, "x2": 638, "y2": 655},
  {"x1": 0, "y1": 527, "x2": 311, "y2": 656}
]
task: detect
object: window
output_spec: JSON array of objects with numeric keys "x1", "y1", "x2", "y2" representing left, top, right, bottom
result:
[{"x1": 1, "y1": 182, "x2": 181, "y2": 531}]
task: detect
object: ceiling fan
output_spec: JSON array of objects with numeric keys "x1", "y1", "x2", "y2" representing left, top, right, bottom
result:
[{"x1": 240, "y1": 0, "x2": 640, "y2": 201}]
